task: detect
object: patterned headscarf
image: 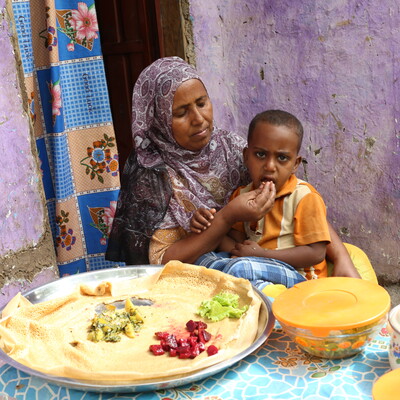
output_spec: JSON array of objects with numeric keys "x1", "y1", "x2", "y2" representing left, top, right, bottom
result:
[{"x1": 106, "y1": 57, "x2": 248, "y2": 264}]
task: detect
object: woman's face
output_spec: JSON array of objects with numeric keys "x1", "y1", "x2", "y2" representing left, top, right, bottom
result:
[{"x1": 171, "y1": 79, "x2": 213, "y2": 151}]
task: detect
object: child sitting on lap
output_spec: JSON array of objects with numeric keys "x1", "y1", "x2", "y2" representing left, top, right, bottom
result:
[{"x1": 191, "y1": 110, "x2": 331, "y2": 288}]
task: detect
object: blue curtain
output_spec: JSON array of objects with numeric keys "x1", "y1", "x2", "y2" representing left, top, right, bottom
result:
[{"x1": 11, "y1": 0, "x2": 123, "y2": 275}]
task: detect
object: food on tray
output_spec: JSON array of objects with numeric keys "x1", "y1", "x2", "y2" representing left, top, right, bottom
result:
[
  {"x1": 280, "y1": 317, "x2": 387, "y2": 358},
  {"x1": 0, "y1": 261, "x2": 266, "y2": 383},
  {"x1": 87, "y1": 298, "x2": 144, "y2": 342},
  {"x1": 198, "y1": 292, "x2": 249, "y2": 321},
  {"x1": 149, "y1": 320, "x2": 217, "y2": 358}
]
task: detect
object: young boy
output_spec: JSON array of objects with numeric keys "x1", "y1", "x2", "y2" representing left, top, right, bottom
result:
[{"x1": 191, "y1": 110, "x2": 331, "y2": 286}]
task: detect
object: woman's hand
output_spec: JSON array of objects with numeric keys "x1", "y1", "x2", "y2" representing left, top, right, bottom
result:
[
  {"x1": 222, "y1": 181, "x2": 276, "y2": 225},
  {"x1": 162, "y1": 182, "x2": 275, "y2": 265}
]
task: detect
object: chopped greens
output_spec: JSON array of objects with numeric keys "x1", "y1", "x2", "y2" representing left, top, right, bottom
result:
[
  {"x1": 197, "y1": 292, "x2": 248, "y2": 322},
  {"x1": 88, "y1": 298, "x2": 144, "y2": 342}
]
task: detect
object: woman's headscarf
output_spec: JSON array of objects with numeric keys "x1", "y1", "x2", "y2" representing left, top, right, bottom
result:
[{"x1": 106, "y1": 57, "x2": 248, "y2": 264}]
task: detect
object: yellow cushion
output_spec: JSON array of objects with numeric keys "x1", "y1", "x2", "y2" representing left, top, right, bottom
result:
[
  {"x1": 327, "y1": 243, "x2": 378, "y2": 283},
  {"x1": 262, "y1": 284, "x2": 287, "y2": 298},
  {"x1": 263, "y1": 244, "x2": 377, "y2": 299}
]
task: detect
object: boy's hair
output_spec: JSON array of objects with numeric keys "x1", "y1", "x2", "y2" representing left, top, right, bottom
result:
[{"x1": 248, "y1": 109, "x2": 304, "y2": 151}]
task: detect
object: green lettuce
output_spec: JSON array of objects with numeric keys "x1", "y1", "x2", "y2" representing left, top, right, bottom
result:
[{"x1": 198, "y1": 292, "x2": 249, "y2": 321}]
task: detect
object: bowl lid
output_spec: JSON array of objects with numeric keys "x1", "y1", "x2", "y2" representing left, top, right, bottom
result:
[
  {"x1": 272, "y1": 277, "x2": 390, "y2": 336},
  {"x1": 372, "y1": 369, "x2": 400, "y2": 400}
]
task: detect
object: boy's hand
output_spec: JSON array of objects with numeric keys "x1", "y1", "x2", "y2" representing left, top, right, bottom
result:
[
  {"x1": 190, "y1": 208, "x2": 217, "y2": 233},
  {"x1": 231, "y1": 240, "x2": 263, "y2": 257}
]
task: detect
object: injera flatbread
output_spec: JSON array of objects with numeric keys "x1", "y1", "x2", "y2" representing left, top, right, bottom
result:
[{"x1": 0, "y1": 261, "x2": 266, "y2": 384}]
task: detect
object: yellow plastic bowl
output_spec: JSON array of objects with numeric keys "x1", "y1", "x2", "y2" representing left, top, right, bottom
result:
[
  {"x1": 372, "y1": 368, "x2": 400, "y2": 400},
  {"x1": 272, "y1": 278, "x2": 390, "y2": 359}
]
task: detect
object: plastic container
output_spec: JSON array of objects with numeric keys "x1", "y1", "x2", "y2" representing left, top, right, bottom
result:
[
  {"x1": 372, "y1": 368, "x2": 400, "y2": 400},
  {"x1": 272, "y1": 277, "x2": 391, "y2": 359}
]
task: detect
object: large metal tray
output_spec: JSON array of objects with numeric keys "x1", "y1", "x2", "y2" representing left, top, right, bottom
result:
[{"x1": 0, "y1": 266, "x2": 275, "y2": 393}]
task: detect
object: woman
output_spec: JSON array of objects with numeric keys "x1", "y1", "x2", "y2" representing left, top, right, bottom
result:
[{"x1": 106, "y1": 56, "x2": 362, "y2": 282}]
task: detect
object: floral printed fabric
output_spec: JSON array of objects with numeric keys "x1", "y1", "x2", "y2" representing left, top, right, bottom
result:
[
  {"x1": 106, "y1": 57, "x2": 249, "y2": 264},
  {"x1": 12, "y1": 0, "x2": 121, "y2": 275}
]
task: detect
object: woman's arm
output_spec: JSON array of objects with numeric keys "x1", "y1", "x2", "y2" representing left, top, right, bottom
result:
[
  {"x1": 326, "y1": 222, "x2": 361, "y2": 278},
  {"x1": 217, "y1": 229, "x2": 246, "y2": 252},
  {"x1": 189, "y1": 208, "x2": 247, "y2": 253},
  {"x1": 161, "y1": 182, "x2": 275, "y2": 264}
]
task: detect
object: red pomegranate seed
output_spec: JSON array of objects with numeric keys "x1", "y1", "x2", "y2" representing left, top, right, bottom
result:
[
  {"x1": 151, "y1": 320, "x2": 216, "y2": 359},
  {"x1": 149, "y1": 344, "x2": 165, "y2": 355},
  {"x1": 197, "y1": 321, "x2": 208, "y2": 329},
  {"x1": 169, "y1": 349, "x2": 177, "y2": 357},
  {"x1": 198, "y1": 329, "x2": 212, "y2": 343},
  {"x1": 155, "y1": 331, "x2": 169, "y2": 340},
  {"x1": 207, "y1": 345, "x2": 218, "y2": 356},
  {"x1": 186, "y1": 320, "x2": 197, "y2": 332},
  {"x1": 165, "y1": 334, "x2": 178, "y2": 349},
  {"x1": 160, "y1": 340, "x2": 168, "y2": 351},
  {"x1": 188, "y1": 336, "x2": 198, "y2": 346},
  {"x1": 177, "y1": 338, "x2": 189, "y2": 347}
]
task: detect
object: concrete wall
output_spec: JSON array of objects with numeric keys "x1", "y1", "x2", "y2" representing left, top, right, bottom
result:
[
  {"x1": 189, "y1": 0, "x2": 400, "y2": 282},
  {"x1": 0, "y1": 1, "x2": 58, "y2": 308}
]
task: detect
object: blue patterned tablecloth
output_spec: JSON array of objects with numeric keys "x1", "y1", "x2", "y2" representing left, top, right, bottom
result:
[{"x1": 0, "y1": 324, "x2": 391, "y2": 400}]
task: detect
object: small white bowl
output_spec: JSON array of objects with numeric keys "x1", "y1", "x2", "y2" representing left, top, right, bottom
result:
[{"x1": 388, "y1": 304, "x2": 400, "y2": 370}]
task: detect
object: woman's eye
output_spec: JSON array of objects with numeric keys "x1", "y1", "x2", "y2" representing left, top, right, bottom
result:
[{"x1": 173, "y1": 110, "x2": 187, "y2": 118}]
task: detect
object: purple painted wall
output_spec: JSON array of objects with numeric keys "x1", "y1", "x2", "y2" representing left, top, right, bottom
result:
[
  {"x1": 190, "y1": 0, "x2": 400, "y2": 280},
  {"x1": 0, "y1": 1, "x2": 57, "y2": 305},
  {"x1": 0, "y1": 2, "x2": 44, "y2": 255},
  {"x1": 0, "y1": 0, "x2": 397, "y2": 290}
]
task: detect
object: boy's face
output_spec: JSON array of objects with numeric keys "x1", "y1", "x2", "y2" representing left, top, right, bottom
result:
[{"x1": 243, "y1": 121, "x2": 302, "y2": 193}]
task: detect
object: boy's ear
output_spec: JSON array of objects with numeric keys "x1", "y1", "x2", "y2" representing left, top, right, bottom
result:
[
  {"x1": 292, "y1": 155, "x2": 302, "y2": 173},
  {"x1": 243, "y1": 147, "x2": 249, "y2": 165}
]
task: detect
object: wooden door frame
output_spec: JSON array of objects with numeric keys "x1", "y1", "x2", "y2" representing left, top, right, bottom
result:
[{"x1": 96, "y1": 1, "x2": 190, "y2": 170}]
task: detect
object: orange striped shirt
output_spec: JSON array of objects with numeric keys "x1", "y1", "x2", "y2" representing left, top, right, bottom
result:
[{"x1": 230, "y1": 174, "x2": 331, "y2": 279}]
